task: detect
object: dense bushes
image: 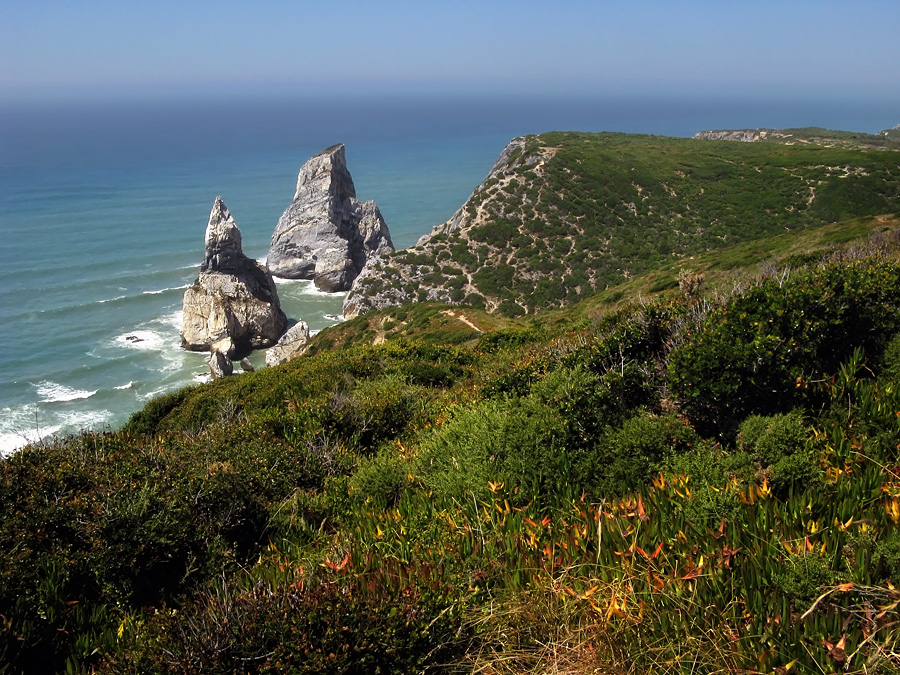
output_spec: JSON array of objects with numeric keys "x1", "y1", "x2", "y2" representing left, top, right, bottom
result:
[
  {"x1": 7, "y1": 251, "x2": 900, "y2": 672},
  {"x1": 0, "y1": 432, "x2": 274, "y2": 672},
  {"x1": 103, "y1": 574, "x2": 467, "y2": 675},
  {"x1": 669, "y1": 259, "x2": 900, "y2": 437},
  {"x1": 737, "y1": 411, "x2": 822, "y2": 495}
]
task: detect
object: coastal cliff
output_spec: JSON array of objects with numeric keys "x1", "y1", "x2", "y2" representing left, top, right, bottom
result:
[
  {"x1": 344, "y1": 130, "x2": 900, "y2": 319},
  {"x1": 267, "y1": 144, "x2": 394, "y2": 292}
]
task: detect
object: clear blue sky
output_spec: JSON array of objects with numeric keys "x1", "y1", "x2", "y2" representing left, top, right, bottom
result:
[{"x1": 3, "y1": 0, "x2": 899, "y2": 103}]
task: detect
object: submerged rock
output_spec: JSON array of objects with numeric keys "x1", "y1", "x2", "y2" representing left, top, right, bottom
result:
[
  {"x1": 267, "y1": 144, "x2": 394, "y2": 292},
  {"x1": 265, "y1": 320, "x2": 311, "y2": 367},
  {"x1": 181, "y1": 197, "x2": 287, "y2": 354}
]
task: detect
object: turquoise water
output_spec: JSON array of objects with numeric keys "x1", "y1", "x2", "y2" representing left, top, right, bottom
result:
[{"x1": 1, "y1": 94, "x2": 897, "y2": 452}]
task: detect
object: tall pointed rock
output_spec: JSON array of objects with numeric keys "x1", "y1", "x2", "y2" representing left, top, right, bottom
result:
[
  {"x1": 267, "y1": 144, "x2": 394, "y2": 292},
  {"x1": 181, "y1": 197, "x2": 287, "y2": 355}
]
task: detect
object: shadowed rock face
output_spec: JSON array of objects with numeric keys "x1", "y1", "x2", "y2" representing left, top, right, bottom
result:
[
  {"x1": 181, "y1": 197, "x2": 287, "y2": 354},
  {"x1": 267, "y1": 144, "x2": 394, "y2": 292}
]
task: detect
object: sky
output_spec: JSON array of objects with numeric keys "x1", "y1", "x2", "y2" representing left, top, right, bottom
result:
[{"x1": 2, "y1": 0, "x2": 900, "y2": 104}]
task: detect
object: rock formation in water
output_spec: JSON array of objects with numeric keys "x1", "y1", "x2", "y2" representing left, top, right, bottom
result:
[
  {"x1": 265, "y1": 320, "x2": 311, "y2": 367},
  {"x1": 181, "y1": 197, "x2": 287, "y2": 359},
  {"x1": 267, "y1": 144, "x2": 394, "y2": 292}
]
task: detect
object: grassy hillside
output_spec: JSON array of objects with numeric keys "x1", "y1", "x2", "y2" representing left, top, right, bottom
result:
[
  {"x1": 345, "y1": 131, "x2": 900, "y2": 317},
  {"x1": 327, "y1": 214, "x2": 899, "y2": 352},
  {"x1": 4, "y1": 221, "x2": 900, "y2": 673}
]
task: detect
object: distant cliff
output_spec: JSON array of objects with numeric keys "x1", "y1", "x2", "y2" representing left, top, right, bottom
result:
[
  {"x1": 344, "y1": 130, "x2": 900, "y2": 318},
  {"x1": 694, "y1": 125, "x2": 900, "y2": 149}
]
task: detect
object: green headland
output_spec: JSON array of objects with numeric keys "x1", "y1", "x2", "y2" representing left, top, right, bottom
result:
[{"x1": 4, "y1": 127, "x2": 900, "y2": 674}]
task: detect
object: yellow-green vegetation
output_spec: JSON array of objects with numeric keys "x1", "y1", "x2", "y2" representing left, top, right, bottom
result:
[
  {"x1": 4, "y1": 223, "x2": 900, "y2": 673},
  {"x1": 331, "y1": 214, "x2": 900, "y2": 351},
  {"x1": 348, "y1": 131, "x2": 900, "y2": 317},
  {"x1": 5, "y1": 126, "x2": 900, "y2": 673}
]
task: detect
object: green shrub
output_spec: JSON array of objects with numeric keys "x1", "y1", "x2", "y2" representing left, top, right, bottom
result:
[
  {"x1": 586, "y1": 413, "x2": 701, "y2": 497},
  {"x1": 737, "y1": 411, "x2": 808, "y2": 466},
  {"x1": 737, "y1": 411, "x2": 821, "y2": 495},
  {"x1": 497, "y1": 299, "x2": 526, "y2": 317},
  {"x1": 417, "y1": 397, "x2": 570, "y2": 502},
  {"x1": 880, "y1": 332, "x2": 900, "y2": 381},
  {"x1": 663, "y1": 444, "x2": 755, "y2": 523},
  {"x1": 351, "y1": 448, "x2": 413, "y2": 506},
  {"x1": 0, "y1": 432, "x2": 272, "y2": 673},
  {"x1": 320, "y1": 376, "x2": 419, "y2": 454},
  {"x1": 669, "y1": 260, "x2": 900, "y2": 438},
  {"x1": 874, "y1": 531, "x2": 900, "y2": 584},
  {"x1": 773, "y1": 552, "x2": 839, "y2": 610},
  {"x1": 122, "y1": 387, "x2": 191, "y2": 435}
]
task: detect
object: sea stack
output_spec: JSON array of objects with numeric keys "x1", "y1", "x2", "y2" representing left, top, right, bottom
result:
[
  {"x1": 181, "y1": 197, "x2": 287, "y2": 362},
  {"x1": 267, "y1": 144, "x2": 394, "y2": 292}
]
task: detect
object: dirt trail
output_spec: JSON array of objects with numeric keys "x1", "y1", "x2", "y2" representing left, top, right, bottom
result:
[{"x1": 441, "y1": 310, "x2": 483, "y2": 332}]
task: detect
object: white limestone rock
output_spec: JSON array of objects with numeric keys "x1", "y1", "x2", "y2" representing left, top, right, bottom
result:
[
  {"x1": 267, "y1": 145, "x2": 394, "y2": 292},
  {"x1": 181, "y1": 197, "x2": 287, "y2": 353},
  {"x1": 265, "y1": 321, "x2": 311, "y2": 367}
]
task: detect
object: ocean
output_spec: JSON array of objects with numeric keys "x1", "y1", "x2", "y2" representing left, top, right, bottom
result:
[{"x1": 1, "y1": 93, "x2": 897, "y2": 453}]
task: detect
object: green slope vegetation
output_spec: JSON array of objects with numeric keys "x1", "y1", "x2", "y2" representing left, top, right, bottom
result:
[
  {"x1": 328, "y1": 214, "x2": 899, "y2": 352},
  {"x1": 346, "y1": 131, "x2": 900, "y2": 317},
  {"x1": 4, "y1": 223, "x2": 900, "y2": 673}
]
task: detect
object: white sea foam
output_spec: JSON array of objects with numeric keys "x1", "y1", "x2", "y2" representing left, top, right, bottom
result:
[
  {"x1": 143, "y1": 284, "x2": 189, "y2": 295},
  {"x1": 158, "y1": 311, "x2": 184, "y2": 331},
  {"x1": 4, "y1": 410, "x2": 113, "y2": 453},
  {"x1": 35, "y1": 381, "x2": 98, "y2": 403},
  {"x1": 56, "y1": 409, "x2": 114, "y2": 431},
  {"x1": 113, "y1": 311, "x2": 183, "y2": 357},
  {"x1": 98, "y1": 295, "x2": 127, "y2": 304},
  {"x1": 115, "y1": 381, "x2": 133, "y2": 390},
  {"x1": 0, "y1": 426, "x2": 62, "y2": 456},
  {"x1": 274, "y1": 278, "x2": 347, "y2": 298},
  {"x1": 0, "y1": 405, "x2": 111, "y2": 455},
  {"x1": 302, "y1": 284, "x2": 346, "y2": 298},
  {"x1": 0, "y1": 404, "x2": 61, "y2": 455},
  {"x1": 115, "y1": 330, "x2": 167, "y2": 351},
  {"x1": 272, "y1": 276, "x2": 301, "y2": 286}
]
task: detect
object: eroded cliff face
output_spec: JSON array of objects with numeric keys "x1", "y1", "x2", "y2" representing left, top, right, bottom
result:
[
  {"x1": 267, "y1": 144, "x2": 394, "y2": 292},
  {"x1": 181, "y1": 197, "x2": 287, "y2": 355},
  {"x1": 342, "y1": 137, "x2": 549, "y2": 318},
  {"x1": 695, "y1": 126, "x2": 900, "y2": 149}
]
